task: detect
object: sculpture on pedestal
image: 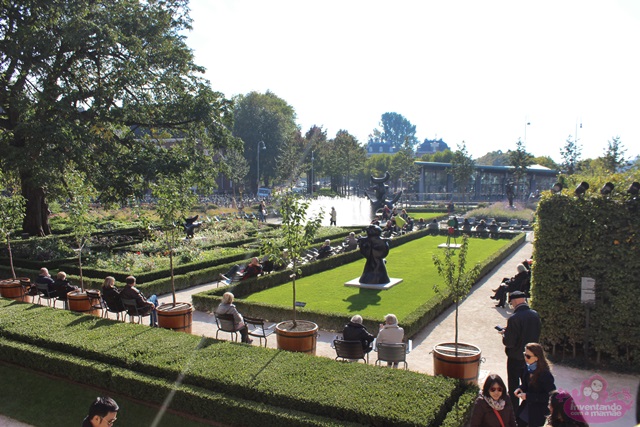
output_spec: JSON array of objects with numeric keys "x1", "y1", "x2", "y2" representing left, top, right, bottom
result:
[
  {"x1": 358, "y1": 225, "x2": 390, "y2": 284},
  {"x1": 184, "y1": 215, "x2": 202, "y2": 238}
]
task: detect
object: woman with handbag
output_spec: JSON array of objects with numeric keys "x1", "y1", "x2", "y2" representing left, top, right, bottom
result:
[{"x1": 470, "y1": 374, "x2": 518, "y2": 427}]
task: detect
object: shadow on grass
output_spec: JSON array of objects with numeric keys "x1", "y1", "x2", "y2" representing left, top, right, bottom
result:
[{"x1": 343, "y1": 288, "x2": 382, "y2": 311}]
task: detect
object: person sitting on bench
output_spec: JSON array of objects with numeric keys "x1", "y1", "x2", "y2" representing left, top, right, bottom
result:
[
  {"x1": 317, "y1": 239, "x2": 333, "y2": 259},
  {"x1": 220, "y1": 257, "x2": 263, "y2": 284},
  {"x1": 215, "y1": 292, "x2": 252, "y2": 344},
  {"x1": 343, "y1": 314, "x2": 374, "y2": 353},
  {"x1": 491, "y1": 264, "x2": 530, "y2": 308}
]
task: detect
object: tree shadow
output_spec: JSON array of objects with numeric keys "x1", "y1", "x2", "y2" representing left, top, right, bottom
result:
[{"x1": 343, "y1": 288, "x2": 382, "y2": 311}]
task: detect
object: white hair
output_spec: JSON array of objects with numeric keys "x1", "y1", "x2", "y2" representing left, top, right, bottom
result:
[{"x1": 350, "y1": 314, "x2": 363, "y2": 324}]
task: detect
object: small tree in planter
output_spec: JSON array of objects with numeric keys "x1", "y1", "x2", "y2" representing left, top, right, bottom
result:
[
  {"x1": 262, "y1": 193, "x2": 323, "y2": 352},
  {"x1": 0, "y1": 174, "x2": 26, "y2": 287},
  {"x1": 431, "y1": 235, "x2": 483, "y2": 382},
  {"x1": 151, "y1": 175, "x2": 197, "y2": 332},
  {"x1": 64, "y1": 169, "x2": 97, "y2": 292}
]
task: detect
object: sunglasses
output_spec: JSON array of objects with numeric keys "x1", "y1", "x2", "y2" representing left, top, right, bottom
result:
[
  {"x1": 490, "y1": 387, "x2": 503, "y2": 393},
  {"x1": 100, "y1": 417, "x2": 117, "y2": 426},
  {"x1": 523, "y1": 353, "x2": 535, "y2": 360}
]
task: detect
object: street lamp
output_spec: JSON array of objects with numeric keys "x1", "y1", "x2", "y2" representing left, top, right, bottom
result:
[
  {"x1": 256, "y1": 140, "x2": 266, "y2": 192},
  {"x1": 311, "y1": 150, "x2": 315, "y2": 197}
]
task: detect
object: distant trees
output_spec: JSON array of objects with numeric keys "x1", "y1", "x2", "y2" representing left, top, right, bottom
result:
[
  {"x1": 560, "y1": 135, "x2": 582, "y2": 175},
  {"x1": 508, "y1": 140, "x2": 534, "y2": 202},
  {"x1": 601, "y1": 136, "x2": 628, "y2": 173},
  {"x1": 321, "y1": 130, "x2": 366, "y2": 195},
  {"x1": 389, "y1": 139, "x2": 419, "y2": 191},
  {"x1": 233, "y1": 91, "x2": 297, "y2": 192},
  {"x1": 450, "y1": 142, "x2": 476, "y2": 204},
  {"x1": 368, "y1": 112, "x2": 418, "y2": 150}
]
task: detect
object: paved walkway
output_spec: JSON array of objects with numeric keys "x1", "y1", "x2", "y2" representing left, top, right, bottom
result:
[{"x1": 2, "y1": 234, "x2": 637, "y2": 426}]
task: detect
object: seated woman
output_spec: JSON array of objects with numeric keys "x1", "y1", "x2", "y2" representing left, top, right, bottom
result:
[
  {"x1": 475, "y1": 219, "x2": 488, "y2": 236},
  {"x1": 342, "y1": 314, "x2": 374, "y2": 353},
  {"x1": 343, "y1": 232, "x2": 359, "y2": 251},
  {"x1": 461, "y1": 218, "x2": 472, "y2": 233},
  {"x1": 491, "y1": 263, "x2": 530, "y2": 308},
  {"x1": 377, "y1": 313, "x2": 404, "y2": 367},
  {"x1": 469, "y1": 373, "x2": 517, "y2": 427},
  {"x1": 427, "y1": 219, "x2": 439, "y2": 235},
  {"x1": 488, "y1": 220, "x2": 500, "y2": 237},
  {"x1": 52, "y1": 271, "x2": 78, "y2": 303},
  {"x1": 220, "y1": 257, "x2": 263, "y2": 283},
  {"x1": 317, "y1": 239, "x2": 333, "y2": 259},
  {"x1": 215, "y1": 292, "x2": 252, "y2": 344},
  {"x1": 102, "y1": 276, "x2": 125, "y2": 312},
  {"x1": 416, "y1": 218, "x2": 426, "y2": 230}
]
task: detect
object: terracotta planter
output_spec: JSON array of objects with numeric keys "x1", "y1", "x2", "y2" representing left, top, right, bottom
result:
[
  {"x1": 67, "y1": 290, "x2": 101, "y2": 315},
  {"x1": 0, "y1": 278, "x2": 33, "y2": 302},
  {"x1": 275, "y1": 320, "x2": 318, "y2": 355},
  {"x1": 157, "y1": 302, "x2": 193, "y2": 333},
  {"x1": 433, "y1": 342, "x2": 482, "y2": 384}
]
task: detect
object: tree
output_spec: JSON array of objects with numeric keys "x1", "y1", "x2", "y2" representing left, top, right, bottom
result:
[
  {"x1": 389, "y1": 138, "x2": 418, "y2": 191},
  {"x1": 508, "y1": 139, "x2": 534, "y2": 201},
  {"x1": 262, "y1": 193, "x2": 323, "y2": 328},
  {"x1": 532, "y1": 156, "x2": 559, "y2": 170},
  {"x1": 152, "y1": 175, "x2": 197, "y2": 306},
  {"x1": 449, "y1": 141, "x2": 476, "y2": 205},
  {"x1": 321, "y1": 130, "x2": 366, "y2": 195},
  {"x1": 64, "y1": 169, "x2": 97, "y2": 291},
  {"x1": 368, "y1": 112, "x2": 418, "y2": 150},
  {"x1": 222, "y1": 148, "x2": 250, "y2": 204},
  {"x1": 233, "y1": 91, "x2": 298, "y2": 192},
  {"x1": 0, "y1": 173, "x2": 25, "y2": 280},
  {"x1": 0, "y1": 0, "x2": 235, "y2": 236},
  {"x1": 432, "y1": 236, "x2": 480, "y2": 354},
  {"x1": 560, "y1": 135, "x2": 582, "y2": 175},
  {"x1": 475, "y1": 150, "x2": 510, "y2": 166},
  {"x1": 601, "y1": 136, "x2": 628, "y2": 173}
]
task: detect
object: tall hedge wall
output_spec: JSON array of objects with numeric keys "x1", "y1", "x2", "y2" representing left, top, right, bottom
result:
[{"x1": 533, "y1": 192, "x2": 640, "y2": 369}]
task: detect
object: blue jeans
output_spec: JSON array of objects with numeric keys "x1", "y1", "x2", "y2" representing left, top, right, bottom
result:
[{"x1": 148, "y1": 294, "x2": 158, "y2": 326}]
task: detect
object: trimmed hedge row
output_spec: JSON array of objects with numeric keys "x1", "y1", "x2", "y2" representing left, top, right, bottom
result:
[
  {"x1": 0, "y1": 299, "x2": 472, "y2": 427},
  {"x1": 533, "y1": 192, "x2": 640, "y2": 370},
  {"x1": 193, "y1": 232, "x2": 526, "y2": 335}
]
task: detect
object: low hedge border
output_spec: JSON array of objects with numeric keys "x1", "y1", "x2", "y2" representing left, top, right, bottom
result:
[
  {"x1": 0, "y1": 340, "x2": 361, "y2": 427},
  {"x1": 0, "y1": 300, "x2": 472, "y2": 427},
  {"x1": 440, "y1": 386, "x2": 479, "y2": 427},
  {"x1": 193, "y1": 232, "x2": 526, "y2": 335}
]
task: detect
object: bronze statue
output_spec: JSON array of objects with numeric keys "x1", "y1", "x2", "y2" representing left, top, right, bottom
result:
[
  {"x1": 364, "y1": 171, "x2": 403, "y2": 210},
  {"x1": 184, "y1": 215, "x2": 202, "y2": 238},
  {"x1": 358, "y1": 225, "x2": 391, "y2": 284}
]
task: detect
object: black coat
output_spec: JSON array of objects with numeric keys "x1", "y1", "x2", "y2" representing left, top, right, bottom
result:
[
  {"x1": 469, "y1": 396, "x2": 518, "y2": 427},
  {"x1": 518, "y1": 369, "x2": 555, "y2": 427},
  {"x1": 503, "y1": 303, "x2": 541, "y2": 361},
  {"x1": 342, "y1": 322, "x2": 374, "y2": 351}
]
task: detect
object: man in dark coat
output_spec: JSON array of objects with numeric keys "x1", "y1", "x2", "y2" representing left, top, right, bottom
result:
[
  {"x1": 343, "y1": 314, "x2": 374, "y2": 353},
  {"x1": 501, "y1": 291, "x2": 541, "y2": 411}
]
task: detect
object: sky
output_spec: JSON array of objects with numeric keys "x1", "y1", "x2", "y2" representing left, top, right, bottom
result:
[{"x1": 184, "y1": 0, "x2": 640, "y2": 163}]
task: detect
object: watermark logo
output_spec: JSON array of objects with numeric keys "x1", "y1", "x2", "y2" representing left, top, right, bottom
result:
[{"x1": 562, "y1": 374, "x2": 633, "y2": 424}]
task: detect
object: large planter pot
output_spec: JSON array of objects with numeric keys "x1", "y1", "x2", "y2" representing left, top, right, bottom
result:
[
  {"x1": 157, "y1": 302, "x2": 193, "y2": 333},
  {"x1": 67, "y1": 290, "x2": 101, "y2": 315},
  {"x1": 433, "y1": 342, "x2": 482, "y2": 384},
  {"x1": 275, "y1": 320, "x2": 318, "y2": 355},
  {"x1": 0, "y1": 278, "x2": 32, "y2": 302}
]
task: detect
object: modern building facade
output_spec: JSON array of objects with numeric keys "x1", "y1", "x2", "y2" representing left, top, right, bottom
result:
[{"x1": 415, "y1": 161, "x2": 558, "y2": 202}]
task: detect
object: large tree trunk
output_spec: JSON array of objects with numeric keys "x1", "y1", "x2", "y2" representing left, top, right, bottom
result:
[{"x1": 21, "y1": 179, "x2": 51, "y2": 237}]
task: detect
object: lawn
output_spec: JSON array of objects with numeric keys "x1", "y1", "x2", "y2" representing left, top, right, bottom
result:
[
  {"x1": 0, "y1": 362, "x2": 214, "y2": 427},
  {"x1": 244, "y1": 236, "x2": 511, "y2": 321},
  {"x1": 406, "y1": 212, "x2": 444, "y2": 221}
]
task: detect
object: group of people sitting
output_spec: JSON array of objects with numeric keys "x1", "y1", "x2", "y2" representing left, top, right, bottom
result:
[
  {"x1": 33, "y1": 267, "x2": 79, "y2": 305},
  {"x1": 490, "y1": 260, "x2": 533, "y2": 308},
  {"x1": 342, "y1": 313, "x2": 405, "y2": 367}
]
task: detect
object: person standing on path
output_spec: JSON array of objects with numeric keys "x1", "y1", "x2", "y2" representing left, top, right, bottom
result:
[
  {"x1": 330, "y1": 207, "x2": 337, "y2": 226},
  {"x1": 500, "y1": 291, "x2": 541, "y2": 411}
]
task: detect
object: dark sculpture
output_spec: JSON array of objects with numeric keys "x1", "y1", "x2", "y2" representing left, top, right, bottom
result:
[
  {"x1": 358, "y1": 225, "x2": 391, "y2": 284},
  {"x1": 184, "y1": 215, "x2": 202, "y2": 238},
  {"x1": 364, "y1": 171, "x2": 403, "y2": 210}
]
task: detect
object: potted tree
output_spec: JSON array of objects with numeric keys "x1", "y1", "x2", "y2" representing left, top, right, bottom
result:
[
  {"x1": 262, "y1": 193, "x2": 323, "y2": 354},
  {"x1": 431, "y1": 235, "x2": 483, "y2": 383},
  {"x1": 64, "y1": 170, "x2": 101, "y2": 314},
  {"x1": 0, "y1": 174, "x2": 29, "y2": 300},
  {"x1": 152, "y1": 175, "x2": 196, "y2": 333}
]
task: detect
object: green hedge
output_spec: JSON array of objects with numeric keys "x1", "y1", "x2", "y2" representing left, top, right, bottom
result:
[
  {"x1": 533, "y1": 192, "x2": 640, "y2": 370},
  {"x1": 193, "y1": 232, "x2": 526, "y2": 335},
  {"x1": 0, "y1": 299, "x2": 473, "y2": 427}
]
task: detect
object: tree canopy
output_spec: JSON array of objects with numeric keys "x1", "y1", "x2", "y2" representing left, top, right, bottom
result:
[
  {"x1": 368, "y1": 112, "x2": 418, "y2": 149},
  {"x1": 232, "y1": 91, "x2": 297, "y2": 192},
  {"x1": 0, "y1": 0, "x2": 236, "y2": 236}
]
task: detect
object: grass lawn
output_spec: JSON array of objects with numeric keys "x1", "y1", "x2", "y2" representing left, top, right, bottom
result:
[
  {"x1": 244, "y1": 236, "x2": 511, "y2": 321},
  {"x1": 405, "y1": 212, "x2": 444, "y2": 221},
  {"x1": 0, "y1": 362, "x2": 214, "y2": 427}
]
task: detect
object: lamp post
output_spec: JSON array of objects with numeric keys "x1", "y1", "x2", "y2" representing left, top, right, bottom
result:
[
  {"x1": 311, "y1": 150, "x2": 315, "y2": 197},
  {"x1": 256, "y1": 140, "x2": 266, "y2": 192}
]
